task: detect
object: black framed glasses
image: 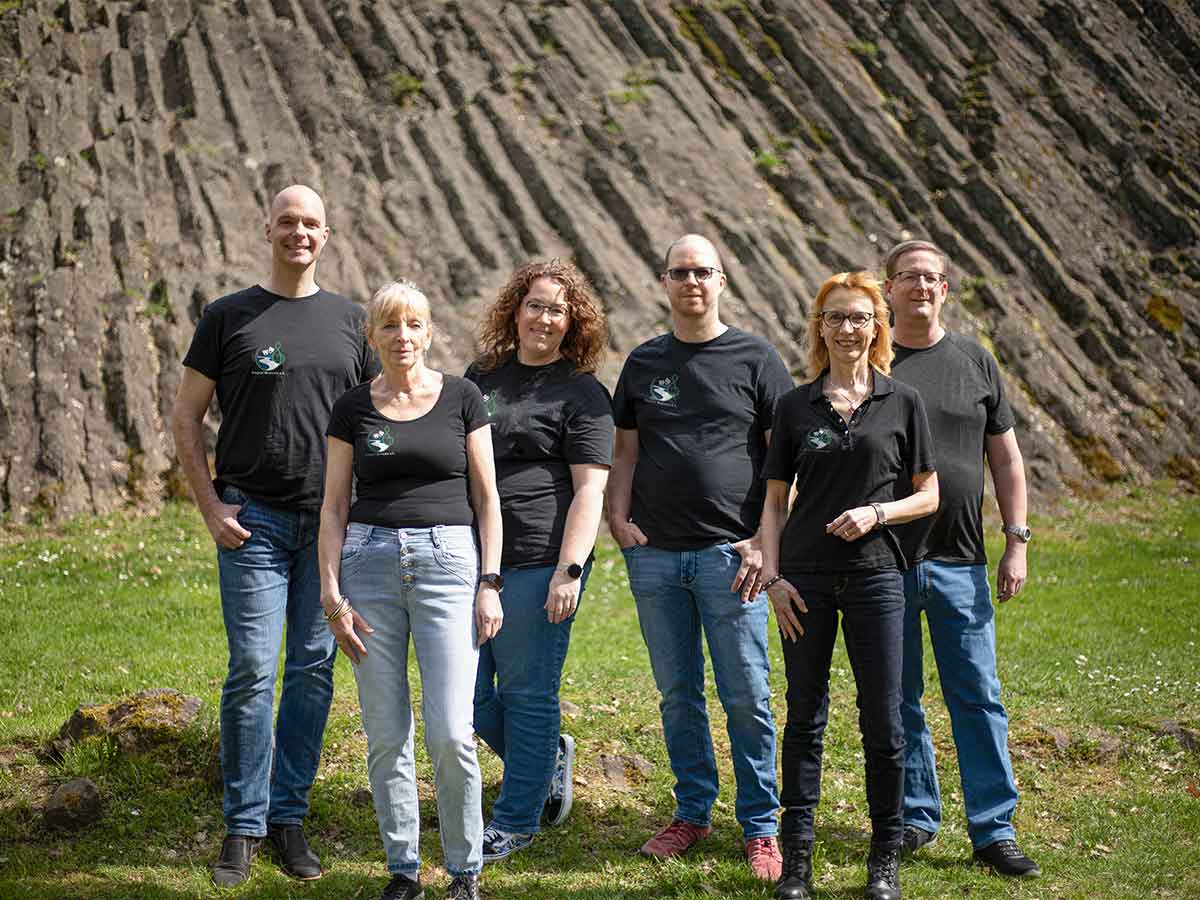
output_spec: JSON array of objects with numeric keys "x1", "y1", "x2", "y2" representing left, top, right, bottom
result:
[
  {"x1": 665, "y1": 267, "x2": 722, "y2": 282},
  {"x1": 893, "y1": 271, "x2": 947, "y2": 287},
  {"x1": 819, "y1": 310, "x2": 875, "y2": 329}
]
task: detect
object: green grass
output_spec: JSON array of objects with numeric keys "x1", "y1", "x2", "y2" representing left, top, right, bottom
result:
[{"x1": 0, "y1": 486, "x2": 1198, "y2": 897}]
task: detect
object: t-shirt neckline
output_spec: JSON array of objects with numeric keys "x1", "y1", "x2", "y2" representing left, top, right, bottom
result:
[{"x1": 367, "y1": 374, "x2": 448, "y2": 424}]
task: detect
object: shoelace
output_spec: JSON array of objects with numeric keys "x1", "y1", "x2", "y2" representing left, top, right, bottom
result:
[
  {"x1": 747, "y1": 837, "x2": 780, "y2": 860},
  {"x1": 783, "y1": 840, "x2": 812, "y2": 871},
  {"x1": 656, "y1": 821, "x2": 702, "y2": 852},
  {"x1": 548, "y1": 747, "x2": 566, "y2": 797},
  {"x1": 990, "y1": 840, "x2": 1023, "y2": 858},
  {"x1": 869, "y1": 848, "x2": 899, "y2": 883}
]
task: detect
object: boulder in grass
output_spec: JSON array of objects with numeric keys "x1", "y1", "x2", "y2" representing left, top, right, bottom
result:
[
  {"x1": 44, "y1": 777, "x2": 102, "y2": 830},
  {"x1": 48, "y1": 688, "x2": 203, "y2": 759}
]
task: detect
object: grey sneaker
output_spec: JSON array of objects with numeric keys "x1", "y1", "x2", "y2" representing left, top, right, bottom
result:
[
  {"x1": 376, "y1": 872, "x2": 424, "y2": 899},
  {"x1": 446, "y1": 873, "x2": 480, "y2": 900},
  {"x1": 481, "y1": 824, "x2": 533, "y2": 862},
  {"x1": 901, "y1": 825, "x2": 936, "y2": 857},
  {"x1": 543, "y1": 733, "x2": 576, "y2": 826}
]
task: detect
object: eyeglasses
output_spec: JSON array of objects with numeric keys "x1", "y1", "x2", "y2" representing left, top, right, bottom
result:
[
  {"x1": 665, "y1": 267, "x2": 722, "y2": 282},
  {"x1": 893, "y1": 271, "x2": 947, "y2": 287},
  {"x1": 524, "y1": 299, "x2": 570, "y2": 321},
  {"x1": 819, "y1": 310, "x2": 875, "y2": 329}
]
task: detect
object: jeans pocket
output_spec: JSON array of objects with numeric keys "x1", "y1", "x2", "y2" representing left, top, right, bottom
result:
[{"x1": 433, "y1": 544, "x2": 477, "y2": 589}]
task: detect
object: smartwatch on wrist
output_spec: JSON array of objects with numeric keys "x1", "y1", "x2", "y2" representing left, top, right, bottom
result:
[
  {"x1": 478, "y1": 572, "x2": 504, "y2": 590},
  {"x1": 557, "y1": 562, "x2": 584, "y2": 579},
  {"x1": 1002, "y1": 524, "x2": 1032, "y2": 543}
]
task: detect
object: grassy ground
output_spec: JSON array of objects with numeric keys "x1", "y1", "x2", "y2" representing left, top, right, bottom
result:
[{"x1": 0, "y1": 484, "x2": 1197, "y2": 899}]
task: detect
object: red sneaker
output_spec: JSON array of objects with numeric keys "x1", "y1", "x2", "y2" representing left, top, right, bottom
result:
[
  {"x1": 640, "y1": 820, "x2": 713, "y2": 859},
  {"x1": 746, "y1": 835, "x2": 783, "y2": 880}
]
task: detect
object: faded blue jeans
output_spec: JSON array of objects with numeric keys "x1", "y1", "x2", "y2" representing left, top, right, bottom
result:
[
  {"x1": 901, "y1": 560, "x2": 1019, "y2": 850},
  {"x1": 622, "y1": 542, "x2": 779, "y2": 839},
  {"x1": 473, "y1": 561, "x2": 590, "y2": 834},
  {"x1": 340, "y1": 523, "x2": 483, "y2": 877},
  {"x1": 216, "y1": 485, "x2": 335, "y2": 836}
]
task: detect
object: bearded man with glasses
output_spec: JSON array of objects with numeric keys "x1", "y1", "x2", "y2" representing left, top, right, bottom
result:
[
  {"x1": 884, "y1": 240, "x2": 1039, "y2": 878},
  {"x1": 608, "y1": 234, "x2": 793, "y2": 882}
]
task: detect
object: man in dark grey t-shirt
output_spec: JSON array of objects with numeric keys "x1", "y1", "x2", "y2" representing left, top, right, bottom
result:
[
  {"x1": 172, "y1": 186, "x2": 377, "y2": 888},
  {"x1": 885, "y1": 240, "x2": 1039, "y2": 879},
  {"x1": 609, "y1": 235, "x2": 793, "y2": 883}
]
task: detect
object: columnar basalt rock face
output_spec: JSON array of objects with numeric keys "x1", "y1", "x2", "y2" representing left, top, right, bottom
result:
[{"x1": 0, "y1": 0, "x2": 1197, "y2": 520}]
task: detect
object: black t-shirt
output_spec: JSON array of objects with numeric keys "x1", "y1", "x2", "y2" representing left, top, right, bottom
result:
[
  {"x1": 182, "y1": 285, "x2": 378, "y2": 511},
  {"x1": 763, "y1": 372, "x2": 936, "y2": 574},
  {"x1": 325, "y1": 376, "x2": 490, "y2": 528},
  {"x1": 612, "y1": 327, "x2": 794, "y2": 550},
  {"x1": 465, "y1": 356, "x2": 614, "y2": 568},
  {"x1": 890, "y1": 332, "x2": 1015, "y2": 566}
]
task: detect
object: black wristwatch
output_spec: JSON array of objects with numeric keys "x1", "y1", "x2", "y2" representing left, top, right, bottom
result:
[
  {"x1": 1002, "y1": 524, "x2": 1032, "y2": 543},
  {"x1": 557, "y1": 562, "x2": 584, "y2": 579},
  {"x1": 478, "y1": 572, "x2": 504, "y2": 590}
]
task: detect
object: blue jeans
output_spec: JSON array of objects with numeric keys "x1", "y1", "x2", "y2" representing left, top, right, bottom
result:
[
  {"x1": 778, "y1": 570, "x2": 905, "y2": 848},
  {"x1": 340, "y1": 523, "x2": 483, "y2": 877},
  {"x1": 622, "y1": 542, "x2": 779, "y2": 839},
  {"x1": 474, "y1": 562, "x2": 590, "y2": 833},
  {"x1": 216, "y1": 486, "x2": 335, "y2": 836},
  {"x1": 901, "y1": 560, "x2": 1019, "y2": 849}
]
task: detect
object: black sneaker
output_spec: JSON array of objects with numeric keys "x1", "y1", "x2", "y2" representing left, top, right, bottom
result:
[
  {"x1": 267, "y1": 822, "x2": 322, "y2": 880},
  {"x1": 446, "y1": 873, "x2": 480, "y2": 900},
  {"x1": 543, "y1": 733, "x2": 575, "y2": 826},
  {"x1": 901, "y1": 825, "x2": 936, "y2": 857},
  {"x1": 973, "y1": 839, "x2": 1041, "y2": 877},
  {"x1": 211, "y1": 834, "x2": 260, "y2": 888},
  {"x1": 865, "y1": 844, "x2": 901, "y2": 900},
  {"x1": 377, "y1": 872, "x2": 424, "y2": 900},
  {"x1": 775, "y1": 834, "x2": 813, "y2": 899}
]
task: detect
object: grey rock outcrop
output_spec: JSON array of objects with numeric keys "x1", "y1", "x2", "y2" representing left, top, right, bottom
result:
[{"x1": 0, "y1": 0, "x2": 1197, "y2": 520}]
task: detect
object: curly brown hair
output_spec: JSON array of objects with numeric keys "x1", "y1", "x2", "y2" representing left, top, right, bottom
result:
[{"x1": 475, "y1": 259, "x2": 607, "y2": 373}]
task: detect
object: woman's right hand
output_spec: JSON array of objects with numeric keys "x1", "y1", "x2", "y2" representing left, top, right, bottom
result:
[
  {"x1": 325, "y1": 596, "x2": 374, "y2": 664},
  {"x1": 767, "y1": 577, "x2": 808, "y2": 642}
]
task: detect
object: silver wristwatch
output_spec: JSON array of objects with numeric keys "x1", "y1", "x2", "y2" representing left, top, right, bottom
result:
[{"x1": 1002, "y1": 524, "x2": 1032, "y2": 543}]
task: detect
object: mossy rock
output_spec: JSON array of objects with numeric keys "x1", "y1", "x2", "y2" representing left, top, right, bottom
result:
[{"x1": 49, "y1": 688, "x2": 203, "y2": 759}]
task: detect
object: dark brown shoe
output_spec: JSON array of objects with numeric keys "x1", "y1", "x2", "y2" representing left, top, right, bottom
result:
[
  {"x1": 212, "y1": 834, "x2": 260, "y2": 888},
  {"x1": 267, "y1": 822, "x2": 322, "y2": 880}
]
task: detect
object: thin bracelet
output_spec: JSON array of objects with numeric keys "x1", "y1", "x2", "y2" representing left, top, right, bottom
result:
[
  {"x1": 324, "y1": 598, "x2": 350, "y2": 622},
  {"x1": 762, "y1": 574, "x2": 785, "y2": 591},
  {"x1": 870, "y1": 502, "x2": 887, "y2": 529}
]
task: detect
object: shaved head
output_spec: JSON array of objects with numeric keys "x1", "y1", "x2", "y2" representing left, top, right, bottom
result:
[
  {"x1": 270, "y1": 184, "x2": 326, "y2": 225},
  {"x1": 663, "y1": 234, "x2": 723, "y2": 272}
]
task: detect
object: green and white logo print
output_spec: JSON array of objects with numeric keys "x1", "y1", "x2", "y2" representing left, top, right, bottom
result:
[
  {"x1": 805, "y1": 427, "x2": 836, "y2": 450},
  {"x1": 649, "y1": 375, "x2": 680, "y2": 404},
  {"x1": 254, "y1": 342, "x2": 286, "y2": 373},
  {"x1": 366, "y1": 425, "x2": 395, "y2": 454},
  {"x1": 483, "y1": 391, "x2": 498, "y2": 418}
]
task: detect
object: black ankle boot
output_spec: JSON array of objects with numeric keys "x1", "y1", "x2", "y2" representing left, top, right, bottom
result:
[
  {"x1": 775, "y1": 834, "x2": 813, "y2": 899},
  {"x1": 865, "y1": 843, "x2": 901, "y2": 900}
]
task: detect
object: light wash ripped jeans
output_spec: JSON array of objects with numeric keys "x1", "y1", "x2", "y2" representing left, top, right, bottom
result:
[{"x1": 339, "y1": 522, "x2": 483, "y2": 877}]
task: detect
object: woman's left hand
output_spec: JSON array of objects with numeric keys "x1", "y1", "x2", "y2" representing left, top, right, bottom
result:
[
  {"x1": 545, "y1": 570, "x2": 580, "y2": 624},
  {"x1": 476, "y1": 585, "x2": 503, "y2": 646},
  {"x1": 826, "y1": 506, "x2": 878, "y2": 542}
]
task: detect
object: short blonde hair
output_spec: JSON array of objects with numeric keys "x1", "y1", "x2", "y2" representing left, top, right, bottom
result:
[
  {"x1": 806, "y1": 271, "x2": 893, "y2": 380},
  {"x1": 366, "y1": 279, "x2": 432, "y2": 341}
]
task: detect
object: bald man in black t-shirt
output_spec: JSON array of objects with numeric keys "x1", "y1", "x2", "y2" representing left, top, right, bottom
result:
[{"x1": 172, "y1": 186, "x2": 377, "y2": 888}]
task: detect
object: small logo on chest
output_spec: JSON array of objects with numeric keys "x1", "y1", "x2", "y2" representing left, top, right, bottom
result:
[
  {"x1": 805, "y1": 427, "x2": 836, "y2": 450},
  {"x1": 649, "y1": 375, "x2": 680, "y2": 404},
  {"x1": 366, "y1": 426, "x2": 395, "y2": 454},
  {"x1": 253, "y1": 342, "x2": 286, "y2": 374}
]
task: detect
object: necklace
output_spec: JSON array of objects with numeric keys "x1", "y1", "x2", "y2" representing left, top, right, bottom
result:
[{"x1": 824, "y1": 376, "x2": 871, "y2": 421}]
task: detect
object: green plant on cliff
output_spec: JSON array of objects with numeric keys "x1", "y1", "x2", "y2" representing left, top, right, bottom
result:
[
  {"x1": 389, "y1": 72, "x2": 423, "y2": 106},
  {"x1": 611, "y1": 70, "x2": 652, "y2": 106}
]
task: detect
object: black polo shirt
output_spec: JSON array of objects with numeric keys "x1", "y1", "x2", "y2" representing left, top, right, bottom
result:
[{"x1": 763, "y1": 371, "x2": 936, "y2": 574}]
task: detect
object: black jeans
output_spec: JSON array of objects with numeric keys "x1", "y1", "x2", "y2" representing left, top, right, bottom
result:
[{"x1": 778, "y1": 569, "x2": 905, "y2": 848}]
